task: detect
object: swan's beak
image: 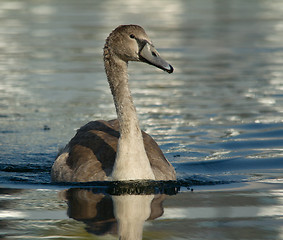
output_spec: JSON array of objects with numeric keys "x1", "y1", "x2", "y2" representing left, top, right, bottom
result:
[{"x1": 139, "y1": 42, "x2": 174, "y2": 74}]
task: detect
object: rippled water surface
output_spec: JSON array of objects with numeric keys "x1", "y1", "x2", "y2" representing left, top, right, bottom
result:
[{"x1": 1, "y1": 0, "x2": 283, "y2": 239}]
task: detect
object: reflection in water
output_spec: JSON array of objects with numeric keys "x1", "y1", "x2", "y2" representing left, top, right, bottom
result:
[
  {"x1": 0, "y1": 186, "x2": 283, "y2": 239},
  {"x1": 66, "y1": 189, "x2": 116, "y2": 235},
  {"x1": 113, "y1": 195, "x2": 154, "y2": 239},
  {"x1": 65, "y1": 188, "x2": 168, "y2": 239}
]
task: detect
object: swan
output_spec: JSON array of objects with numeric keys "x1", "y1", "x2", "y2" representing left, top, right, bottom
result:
[{"x1": 51, "y1": 25, "x2": 176, "y2": 182}]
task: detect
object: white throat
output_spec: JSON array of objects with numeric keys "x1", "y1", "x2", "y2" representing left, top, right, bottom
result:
[{"x1": 112, "y1": 133, "x2": 155, "y2": 180}]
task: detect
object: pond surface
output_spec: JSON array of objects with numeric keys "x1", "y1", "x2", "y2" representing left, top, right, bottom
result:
[
  {"x1": 0, "y1": 0, "x2": 283, "y2": 239},
  {"x1": 1, "y1": 183, "x2": 283, "y2": 240}
]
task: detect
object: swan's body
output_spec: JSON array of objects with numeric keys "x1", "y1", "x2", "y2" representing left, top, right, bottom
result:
[{"x1": 51, "y1": 25, "x2": 176, "y2": 182}]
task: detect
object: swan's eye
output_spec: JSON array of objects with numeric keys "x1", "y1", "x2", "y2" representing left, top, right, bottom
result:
[{"x1": 130, "y1": 34, "x2": 135, "y2": 39}]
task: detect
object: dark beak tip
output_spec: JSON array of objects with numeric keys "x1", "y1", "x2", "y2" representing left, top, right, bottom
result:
[{"x1": 167, "y1": 65, "x2": 174, "y2": 74}]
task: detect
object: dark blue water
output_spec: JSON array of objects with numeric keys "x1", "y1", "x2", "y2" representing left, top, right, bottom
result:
[
  {"x1": 0, "y1": 0, "x2": 283, "y2": 188},
  {"x1": 1, "y1": 1, "x2": 283, "y2": 239}
]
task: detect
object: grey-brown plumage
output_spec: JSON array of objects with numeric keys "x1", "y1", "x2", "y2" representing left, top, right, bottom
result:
[
  {"x1": 51, "y1": 25, "x2": 176, "y2": 182},
  {"x1": 52, "y1": 119, "x2": 175, "y2": 181}
]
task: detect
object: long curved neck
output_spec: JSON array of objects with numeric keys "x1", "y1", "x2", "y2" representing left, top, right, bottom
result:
[
  {"x1": 104, "y1": 56, "x2": 141, "y2": 138},
  {"x1": 104, "y1": 43, "x2": 155, "y2": 180}
]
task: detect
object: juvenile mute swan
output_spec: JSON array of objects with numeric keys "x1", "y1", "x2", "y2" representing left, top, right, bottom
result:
[{"x1": 51, "y1": 25, "x2": 176, "y2": 182}]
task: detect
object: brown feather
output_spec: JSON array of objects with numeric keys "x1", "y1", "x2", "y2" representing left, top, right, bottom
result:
[{"x1": 52, "y1": 119, "x2": 175, "y2": 182}]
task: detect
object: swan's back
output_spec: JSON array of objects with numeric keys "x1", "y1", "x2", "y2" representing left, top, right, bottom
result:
[{"x1": 51, "y1": 119, "x2": 176, "y2": 182}]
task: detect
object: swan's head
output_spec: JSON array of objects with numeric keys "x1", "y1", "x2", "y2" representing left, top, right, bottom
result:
[{"x1": 105, "y1": 25, "x2": 173, "y2": 74}]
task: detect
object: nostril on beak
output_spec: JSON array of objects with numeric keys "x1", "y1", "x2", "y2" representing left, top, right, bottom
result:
[{"x1": 151, "y1": 51, "x2": 157, "y2": 57}]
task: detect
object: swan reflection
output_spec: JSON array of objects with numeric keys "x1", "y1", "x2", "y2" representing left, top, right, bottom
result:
[{"x1": 65, "y1": 188, "x2": 174, "y2": 239}]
